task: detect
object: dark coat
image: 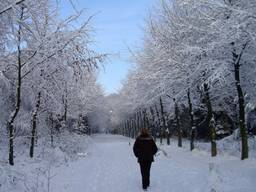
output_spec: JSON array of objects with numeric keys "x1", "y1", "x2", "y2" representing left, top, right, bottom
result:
[{"x1": 133, "y1": 134, "x2": 158, "y2": 162}]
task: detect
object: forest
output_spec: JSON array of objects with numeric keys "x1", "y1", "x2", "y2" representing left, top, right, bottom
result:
[{"x1": 0, "y1": 0, "x2": 255, "y2": 192}]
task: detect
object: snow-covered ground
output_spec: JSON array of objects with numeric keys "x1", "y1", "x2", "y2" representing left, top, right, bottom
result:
[
  {"x1": 0, "y1": 132, "x2": 93, "y2": 192},
  {"x1": 1, "y1": 134, "x2": 256, "y2": 192},
  {"x1": 52, "y1": 134, "x2": 256, "y2": 192}
]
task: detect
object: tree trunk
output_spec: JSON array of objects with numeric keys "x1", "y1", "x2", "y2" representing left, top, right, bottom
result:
[
  {"x1": 150, "y1": 107, "x2": 156, "y2": 141},
  {"x1": 143, "y1": 109, "x2": 150, "y2": 130},
  {"x1": 232, "y1": 42, "x2": 249, "y2": 160},
  {"x1": 174, "y1": 98, "x2": 182, "y2": 147},
  {"x1": 160, "y1": 97, "x2": 168, "y2": 145},
  {"x1": 136, "y1": 111, "x2": 140, "y2": 137},
  {"x1": 7, "y1": 7, "x2": 24, "y2": 165},
  {"x1": 30, "y1": 92, "x2": 41, "y2": 158},
  {"x1": 122, "y1": 123, "x2": 125, "y2": 136},
  {"x1": 61, "y1": 84, "x2": 68, "y2": 129},
  {"x1": 134, "y1": 113, "x2": 138, "y2": 138},
  {"x1": 187, "y1": 89, "x2": 195, "y2": 151},
  {"x1": 132, "y1": 119, "x2": 136, "y2": 138},
  {"x1": 203, "y1": 83, "x2": 217, "y2": 157},
  {"x1": 125, "y1": 120, "x2": 128, "y2": 137},
  {"x1": 139, "y1": 110, "x2": 143, "y2": 131},
  {"x1": 155, "y1": 104, "x2": 161, "y2": 143},
  {"x1": 142, "y1": 109, "x2": 146, "y2": 128},
  {"x1": 123, "y1": 122, "x2": 125, "y2": 136},
  {"x1": 128, "y1": 120, "x2": 131, "y2": 138},
  {"x1": 126, "y1": 120, "x2": 129, "y2": 137},
  {"x1": 7, "y1": 122, "x2": 14, "y2": 165},
  {"x1": 50, "y1": 113, "x2": 54, "y2": 147}
]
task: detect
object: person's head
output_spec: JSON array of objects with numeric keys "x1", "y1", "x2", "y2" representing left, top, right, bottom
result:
[{"x1": 140, "y1": 128, "x2": 149, "y2": 136}]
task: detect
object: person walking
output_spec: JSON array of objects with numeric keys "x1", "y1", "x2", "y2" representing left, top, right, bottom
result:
[{"x1": 133, "y1": 128, "x2": 158, "y2": 191}]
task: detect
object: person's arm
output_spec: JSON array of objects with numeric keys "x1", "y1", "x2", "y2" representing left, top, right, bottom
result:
[
  {"x1": 152, "y1": 140, "x2": 158, "y2": 155},
  {"x1": 133, "y1": 138, "x2": 140, "y2": 158}
]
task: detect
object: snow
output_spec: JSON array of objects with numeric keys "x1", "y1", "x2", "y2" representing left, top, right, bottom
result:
[
  {"x1": 1, "y1": 134, "x2": 256, "y2": 192},
  {"x1": 51, "y1": 134, "x2": 256, "y2": 192},
  {"x1": 0, "y1": 132, "x2": 93, "y2": 192}
]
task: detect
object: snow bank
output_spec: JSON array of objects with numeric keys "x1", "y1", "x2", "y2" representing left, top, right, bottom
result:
[
  {"x1": 0, "y1": 132, "x2": 93, "y2": 192},
  {"x1": 155, "y1": 136, "x2": 256, "y2": 192},
  {"x1": 157, "y1": 134, "x2": 256, "y2": 159},
  {"x1": 196, "y1": 135, "x2": 256, "y2": 159}
]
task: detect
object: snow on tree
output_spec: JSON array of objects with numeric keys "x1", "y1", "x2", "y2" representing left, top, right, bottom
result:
[
  {"x1": 113, "y1": 0, "x2": 256, "y2": 159},
  {"x1": 0, "y1": 0, "x2": 106, "y2": 165}
]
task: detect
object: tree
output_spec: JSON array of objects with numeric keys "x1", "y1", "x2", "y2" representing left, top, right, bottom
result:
[
  {"x1": 29, "y1": 91, "x2": 41, "y2": 158},
  {"x1": 159, "y1": 97, "x2": 166, "y2": 145},
  {"x1": 204, "y1": 83, "x2": 217, "y2": 157},
  {"x1": 174, "y1": 98, "x2": 182, "y2": 147},
  {"x1": 187, "y1": 89, "x2": 195, "y2": 151},
  {"x1": 231, "y1": 42, "x2": 249, "y2": 160},
  {"x1": 7, "y1": 6, "x2": 24, "y2": 166}
]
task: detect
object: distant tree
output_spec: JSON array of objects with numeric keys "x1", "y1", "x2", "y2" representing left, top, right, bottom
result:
[
  {"x1": 173, "y1": 98, "x2": 182, "y2": 147},
  {"x1": 187, "y1": 89, "x2": 195, "y2": 151},
  {"x1": 203, "y1": 83, "x2": 217, "y2": 157}
]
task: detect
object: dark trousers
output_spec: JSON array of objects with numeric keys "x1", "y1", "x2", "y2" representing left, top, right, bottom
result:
[{"x1": 139, "y1": 161, "x2": 152, "y2": 189}]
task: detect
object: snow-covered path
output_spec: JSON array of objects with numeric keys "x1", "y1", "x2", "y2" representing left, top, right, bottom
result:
[{"x1": 52, "y1": 134, "x2": 256, "y2": 192}]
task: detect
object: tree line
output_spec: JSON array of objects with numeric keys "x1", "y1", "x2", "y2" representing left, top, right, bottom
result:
[
  {"x1": 110, "y1": 0, "x2": 256, "y2": 160},
  {"x1": 0, "y1": 0, "x2": 106, "y2": 165}
]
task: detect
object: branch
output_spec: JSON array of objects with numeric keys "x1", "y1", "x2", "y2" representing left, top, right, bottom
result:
[
  {"x1": 234, "y1": 41, "x2": 249, "y2": 67},
  {"x1": 21, "y1": 35, "x2": 77, "y2": 80},
  {"x1": 21, "y1": 11, "x2": 94, "y2": 69},
  {"x1": 0, "y1": 0, "x2": 26, "y2": 15}
]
